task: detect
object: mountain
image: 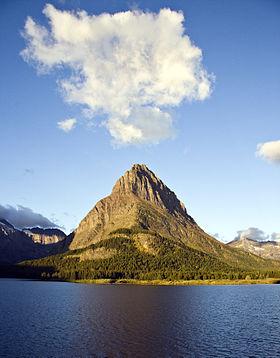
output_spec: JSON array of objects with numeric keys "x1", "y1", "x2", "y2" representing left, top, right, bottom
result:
[
  {"x1": 69, "y1": 164, "x2": 275, "y2": 269},
  {"x1": 228, "y1": 237, "x2": 280, "y2": 261},
  {"x1": 0, "y1": 218, "x2": 68, "y2": 264},
  {"x1": 21, "y1": 164, "x2": 280, "y2": 281},
  {"x1": 70, "y1": 163, "x2": 194, "y2": 249}
]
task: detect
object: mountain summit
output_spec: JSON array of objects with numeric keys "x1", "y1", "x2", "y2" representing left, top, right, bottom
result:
[
  {"x1": 70, "y1": 163, "x2": 195, "y2": 250},
  {"x1": 112, "y1": 164, "x2": 189, "y2": 218}
]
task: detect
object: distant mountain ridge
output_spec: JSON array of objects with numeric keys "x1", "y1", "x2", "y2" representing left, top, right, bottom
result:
[
  {"x1": 228, "y1": 237, "x2": 280, "y2": 261},
  {"x1": 0, "y1": 218, "x2": 68, "y2": 264},
  {"x1": 0, "y1": 218, "x2": 14, "y2": 230}
]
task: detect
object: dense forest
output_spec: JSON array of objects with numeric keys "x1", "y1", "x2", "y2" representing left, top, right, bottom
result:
[{"x1": 2, "y1": 228, "x2": 280, "y2": 282}]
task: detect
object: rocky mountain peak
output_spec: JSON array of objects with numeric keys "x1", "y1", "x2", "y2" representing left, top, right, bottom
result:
[
  {"x1": 69, "y1": 163, "x2": 195, "y2": 250},
  {"x1": 0, "y1": 218, "x2": 14, "y2": 228},
  {"x1": 112, "y1": 164, "x2": 188, "y2": 217},
  {"x1": 0, "y1": 218, "x2": 15, "y2": 236}
]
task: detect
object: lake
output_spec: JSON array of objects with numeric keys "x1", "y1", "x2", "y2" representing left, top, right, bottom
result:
[{"x1": 0, "y1": 279, "x2": 280, "y2": 357}]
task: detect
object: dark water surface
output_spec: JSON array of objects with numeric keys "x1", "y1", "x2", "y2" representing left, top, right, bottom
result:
[{"x1": 1, "y1": 279, "x2": 280, "y2": 357}]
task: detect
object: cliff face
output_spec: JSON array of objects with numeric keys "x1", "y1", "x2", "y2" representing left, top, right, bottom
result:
[{"x1": 23, "y1": 227, "x2": 66, "y2": 245}]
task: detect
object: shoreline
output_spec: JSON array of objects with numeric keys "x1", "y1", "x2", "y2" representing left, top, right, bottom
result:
[{"x1": 70, "y1": 278, "x2": 280, "y2": 286}]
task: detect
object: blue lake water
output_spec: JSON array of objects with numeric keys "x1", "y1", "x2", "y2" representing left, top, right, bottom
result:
[{"x1": 0, "y1": 279, "x2": 280, "y2": 357}]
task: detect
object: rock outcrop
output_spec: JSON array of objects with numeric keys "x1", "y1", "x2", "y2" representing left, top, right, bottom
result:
[
  {"x1": 112, "y1": 164, "x2": 189, "y2": 218},
  {"x1": 23, "y1": 227, "x2": 66, "y2": 245}
]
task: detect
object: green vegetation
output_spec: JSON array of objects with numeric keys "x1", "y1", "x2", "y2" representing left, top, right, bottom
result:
[
  {"x1": 9, "y1": 228, "x2": 280, "y2": 283},
  {"x1": 72, "y1": 278, "x2": 280, "y2": 286}
]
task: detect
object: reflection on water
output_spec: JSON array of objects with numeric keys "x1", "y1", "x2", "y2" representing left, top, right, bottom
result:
[{"x1": 1, "y1": 279, "x2": 280, "y2": 357}]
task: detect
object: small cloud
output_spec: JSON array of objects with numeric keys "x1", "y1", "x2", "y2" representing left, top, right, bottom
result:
[
  {"x1": 271, "y1": 233, "x2": 280, "y2": 241},
  {"x1": 213, "y1": 232, "x2": 226, "y2": 242},
  {"x1": 256, "y1": 140, "x2": 280, "y2": 164},
  {"x1": 24, "y1": 168, "x2": 34, "y2": 175},
  {"x1": 57, "y1": 118, "x2": 77, "y2": 132},
  {"x1": 0, "y1": 204, "x2": 60, "y2": 229}
]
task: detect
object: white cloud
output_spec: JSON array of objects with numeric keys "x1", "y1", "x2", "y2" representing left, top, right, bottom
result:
[
  {"x1": 21, "y1": 4, "x2": 213, "y2": 145},
  {"x1": 256, "y1": 140, "x2": 280, "y2": 164},
  {"x1": 271, "y1": 233, "x2": 280, "y2": 242},
  {"x1": 213, "y1": 232, "x2": 226, "y2": 242},
  {"x1": 235, "y1": 228, "x2": 280, "y2": 242},
  {"x1": 235, "y1": 227, "x2": 269, "y2": 242},
  {"x1": 57, "y1": 118, "x2": 77, "y2": 132}
]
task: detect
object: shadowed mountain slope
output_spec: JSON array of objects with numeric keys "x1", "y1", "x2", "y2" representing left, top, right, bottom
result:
[{"x1": 0, "y1": 218, "x2": 69, "y2": 264}]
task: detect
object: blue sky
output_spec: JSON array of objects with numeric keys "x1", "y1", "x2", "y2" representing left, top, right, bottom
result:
[{"x1": 0, "y1": 0, "x2": 279, "y2": 241}]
